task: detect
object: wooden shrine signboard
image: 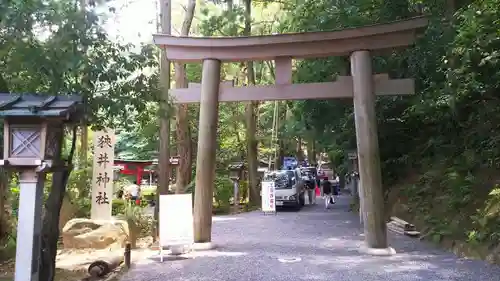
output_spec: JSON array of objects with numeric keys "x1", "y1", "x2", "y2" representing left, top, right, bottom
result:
[{"x1": 91, "y1": 129, "x2": 116, "y2": 220}]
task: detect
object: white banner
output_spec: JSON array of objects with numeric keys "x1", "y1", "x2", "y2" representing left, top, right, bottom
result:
[
  {"x1": 261, "y1": 181, "x2": 276, "y2": 213},
  {"x1": 91, "y1": 129, "x2": 115, "y2": 220},
  {"x1": 159, "y1": 194, "x2": 194, "y2": 247}
]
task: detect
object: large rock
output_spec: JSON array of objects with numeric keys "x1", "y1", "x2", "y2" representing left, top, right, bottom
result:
[{"x1": 62, "y1": 218, "x2": 129, "y2": 249}]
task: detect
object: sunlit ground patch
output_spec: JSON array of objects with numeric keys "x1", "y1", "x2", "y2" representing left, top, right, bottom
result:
[
  {"x1": 185, "y1": 250, "x2": 248, "y2": 258},
  {"x1": 213, "y1": 217, "x2": 241, "y2": 222},
  {"x1": 307, "y1": 253, "x2": 371, "y2": 267},
  {"x1": 320, "y1": 236, "x2": 363, "y2": 249},
  {"x1": 143, "y1": 249, "x2": 248, "y2": 265},
  {"x1": 277, "y1": 257, "x2": 302, "y2": 263}
]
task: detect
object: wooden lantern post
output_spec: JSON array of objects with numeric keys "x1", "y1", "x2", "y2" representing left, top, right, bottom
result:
[{"x1": 0, "y1": 94, "x2": 83, "y2": 281}]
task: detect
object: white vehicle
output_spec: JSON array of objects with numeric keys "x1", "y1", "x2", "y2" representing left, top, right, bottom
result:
[
  {"x1": 263, "y1": 169, "x2": 305, "y2": 210},
  {"x1": 317, "y1": 161, "x2": 337, "y2": 184}
]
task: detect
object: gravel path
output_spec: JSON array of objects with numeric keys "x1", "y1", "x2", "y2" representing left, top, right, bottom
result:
[{"x1": 120, "y1": 195, "x2": 500, "y2": 281}]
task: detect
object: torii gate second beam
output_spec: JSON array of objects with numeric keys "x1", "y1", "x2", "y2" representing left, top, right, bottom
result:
[{"x1": 171, "y1": 74, "x2": 414, "y2": 103}]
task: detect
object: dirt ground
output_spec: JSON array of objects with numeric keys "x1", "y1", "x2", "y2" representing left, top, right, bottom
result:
[
  {"x1": 0, "y1": 260, "x2": 87, "y2": 281},
  {"x1": 0, "y1": 237, "x2": 156, "y2": 281}
]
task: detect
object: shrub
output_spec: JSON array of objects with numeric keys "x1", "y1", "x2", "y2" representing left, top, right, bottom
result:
[
  {"x1": 74, "y1": 197, "x2": 91, "y2": 218},
  {"x1": 116, "y1": 205, "x2": 153, "y2": 248},
  {"x1": 213, "y1": 176, "x2": 233, "y2": 210},
  {"x1": 112, "y1": 199, "x2": 127, "y2": 215},
  {"x1": 0, "y1": 232, "x2": 16, "y2": 261}
]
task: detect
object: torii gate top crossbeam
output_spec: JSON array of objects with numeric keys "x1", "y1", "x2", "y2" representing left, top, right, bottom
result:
[{"x1": 153, "y1": 17, "x2": 428, "y2": 62}]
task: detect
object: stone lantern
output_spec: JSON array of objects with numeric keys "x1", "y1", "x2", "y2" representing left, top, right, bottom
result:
[
  {"x1": 228, "y1": 161, "x2": 244, "y2": 181},
  {"x1": 228, "y1": 162, "x2": 245, "y2": 209},
  {"x1": 0, "y1": 94, "x2": 83, "y2": 281},
  {"x1": 0, "y1": 94, "x2": 83, "y2": 169}
]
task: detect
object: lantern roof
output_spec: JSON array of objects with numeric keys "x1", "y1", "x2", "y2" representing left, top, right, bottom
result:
[
  {"x1": 0, "y1": 94, "x2": 83, "y2": 119},
  {"x1": 228, "y1": 161, "x2": 245, "y2": 170}
]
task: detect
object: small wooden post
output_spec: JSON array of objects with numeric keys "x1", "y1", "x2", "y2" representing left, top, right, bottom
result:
[
  {"x1": 193, "y1": 59, "x2": 221, "y2": 243},
  {"x1": 124, "y1": 242, "x2": 131, "y2": 269},
  {"x1": 350, "y1": 50, "x2": 391, "y2": 252}
]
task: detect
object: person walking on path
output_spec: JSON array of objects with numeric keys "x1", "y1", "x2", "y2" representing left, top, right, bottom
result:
[
  {"x1": 333, "y1": 173, "x2": 340, "y2": 196},
  {"x1": 305, "y1": 179, "x2": 316, "y2": 205},
  {"x1": 129, "y1": 180, "x2": 141, "y2": 205},
  {"x1": 322, "y1": 179, "x2": 335, "y2": 209}
]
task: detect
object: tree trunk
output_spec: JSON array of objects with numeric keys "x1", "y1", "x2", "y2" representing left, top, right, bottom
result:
[
  {"x1": 79, "y1": 126, "x2": 88, "y2": 167},
  {"x1": 306, "y1": 139, "x2": 316, "y2": 165},
  {"x1": 275, "y1": 102, "x2": 285, "y2": 169},
  {"x1": 0, "y1": 76, "x2": 9, "y2": 241},
  {"x1": 174, "y1": 0, "x2": 196, "y2": 194},
  {"x1": 296, "y1": 137, "x2": 304, "y2": 162},
  {"x1": 39, "y1": 172, "x2": 66, "y2": 281},
  {"x1": 282, "y1": 104, "x2": 294, "y2": 156},
  {"x1": 78, "y1": 0, "x2": 88, "y2": 170},
  {"x1": 446, "y1": 0, "x2": 455, "y2": 17},
  {"x1": 310, "y1": 140, "x2": 317, "y2": 165},
  {"x1": 243, "y1": 0, "x2": 260, "y2": 206},
  {"x1": 245, "y1": 101, "x2": 259, "y2": 204},
  {"x1": 231, "y1": 104, "x2": 245, "y2": 158},
  {"x1": 0, "y1": 74, "x2": 8, "y2": 93},
  {"x1": 0, "y1": 170, "x2": 9, "y2": 241},
  {"x1": 275, "y1": 140, "x2": 284, "y2": 169},
  {"x1": 39, "y1": 128, "x2": 78, "y2": 281},
  {"x1": 158, "y1": 0, "x2": 172, "y2": 194},
  {"x1": 39, "y1": 3, "x2": 85, "y2": 280},
  {"x1": 154, "y1": 0, "x2": 172, "y2": 241}
]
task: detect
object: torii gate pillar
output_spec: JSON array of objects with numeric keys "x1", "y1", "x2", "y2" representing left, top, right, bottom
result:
[
  {"x1": 193, "y1": 59, "x2": 221, "y2": 245},
  {"x1": 351, "y1": 50, "x2": 395, "y2": 256}
]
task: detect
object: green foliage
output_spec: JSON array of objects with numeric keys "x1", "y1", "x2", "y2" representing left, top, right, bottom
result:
[
  {"x1": 270, "y1": 0, "x2": 500, "y2": 254},
  {"x1": 0, "y1": 233, "x2": 16, "y2": 261},
  {"x1": 112, "y1": 198, "x2": 149, "y2": 216},
  {"x1": 1, "y1": 0, "x2": 160, "y2": 130},
  {"x1": 112, "y1": 199, "x2": 127, "y2": 216},
  {"x1": 213, "y1": 175, "x2": 233, "y2": 211},
  {"x1": 467, "y1": 185, "x2": 500, "y2": 244},
  {"x1": 117, "y1": 205, "x2": 153, "y2": 247},
  {"x1": 199, "y1": 4, "x2": 246, "y2": 36},
  {"x1": 66, "y1": 165, "x2": 92, "y2": 200}
]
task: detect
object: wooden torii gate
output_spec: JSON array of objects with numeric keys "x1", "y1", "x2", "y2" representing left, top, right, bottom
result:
[{"x1": 153, "y1": 16, "x2": 428, "y2": 255}]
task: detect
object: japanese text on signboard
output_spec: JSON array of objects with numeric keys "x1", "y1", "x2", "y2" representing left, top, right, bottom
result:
[
  {"x1": 269, "y1": 184, "x2": 274, "y2": 206},
  {"x1": 95, "y1": 134, "x2": 112, "y2": 205},
  {"x1": 91, "y1": 130, "x2": 115, "y2": 220}
]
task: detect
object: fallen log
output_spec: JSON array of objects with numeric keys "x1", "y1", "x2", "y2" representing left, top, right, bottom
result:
[
  {"x1": 388, "y1": 216, "x2": 420, "y2": 238},
  {"x1": 387, "y1": 221, "x2": 405, "y2": 235},
  {"x1": 390, "y1": 216, "x2": 416, "y2": 231},
  {"x1": 404, "y1": 230, "x2": 420, "y2": 237},
  {"x1": 88, "y1": 254, "x2": 124, "y2": 278}
]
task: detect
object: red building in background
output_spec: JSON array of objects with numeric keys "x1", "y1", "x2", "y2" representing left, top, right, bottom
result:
[{"x1": 113, "y1": 156, "x2": 179, "y2": 184}]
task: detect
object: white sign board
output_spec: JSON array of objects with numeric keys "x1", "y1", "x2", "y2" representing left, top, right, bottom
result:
[
  {"x1": 261, "y1": 181, "x2": 276, "y2": 213},
  {"x1": 348, "y1": 152, "x2": 358, "y2": 160},
  {"x1": 91, "y1": 129, "x2": 115, "y2": 220},
  {"x1": 159, "y1": 194, "x2": 194, "y2": 247}
]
